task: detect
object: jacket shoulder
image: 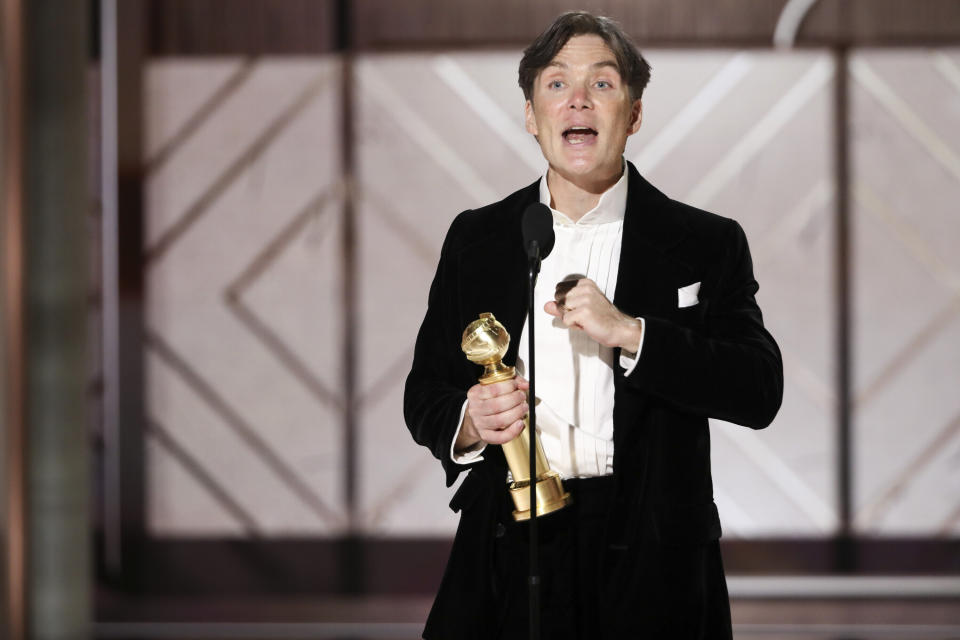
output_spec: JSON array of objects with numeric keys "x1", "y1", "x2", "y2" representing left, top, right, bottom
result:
[
  {"x1": 453, "y1": 180, "x2": 538, "y2": 229},
  {"x1": 444, "y1": 179, "x2": 539, "y2": 250},
  {"x1": 664, "y1": 198, "x2": 743, "y2": 239}
]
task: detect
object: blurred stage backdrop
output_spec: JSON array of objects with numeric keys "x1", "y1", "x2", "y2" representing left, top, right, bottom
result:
[
  {"x1": 99, "y1": 0, "x2": 960, "y2": 589},
  {"x1": 2, "y1": 0, "x2": 959, "y2": 637},
  {"x1": 142, "y1": 49, "x2": 959, "y2": 540},
  {"x1": 127, "y1": 3, "x2": 960, "y2": 557}
]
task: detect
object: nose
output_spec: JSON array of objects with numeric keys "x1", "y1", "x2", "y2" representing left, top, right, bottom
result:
[{"x1": 568, "y1": 85, "x2": 591, "y2": 110}]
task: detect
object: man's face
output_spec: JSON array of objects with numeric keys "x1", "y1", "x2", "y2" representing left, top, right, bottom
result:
[{"x1": 524, "y1": 34, "x2": 642, "y2": 187}]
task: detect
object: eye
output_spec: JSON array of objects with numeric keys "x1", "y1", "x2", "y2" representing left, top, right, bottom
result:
[
  {"x1": 549, "y1": 80, "x2": 564, "y2": 89},
  {"x1": 596, "y1": 80, "x2": 611, "y2": 89}
]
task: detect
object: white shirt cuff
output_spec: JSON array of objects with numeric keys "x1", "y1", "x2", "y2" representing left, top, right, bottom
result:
[
  {"x1": 618, "y1": 317, "x2": 645, "y2": 376},
  {"x1": 450, "y1": 399, "x2": 487, "y2": 464}
]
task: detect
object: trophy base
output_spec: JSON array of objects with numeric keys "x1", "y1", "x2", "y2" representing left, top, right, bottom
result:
[{"x1": 508, "y1": 471, "x2": 572, "y2": 521}]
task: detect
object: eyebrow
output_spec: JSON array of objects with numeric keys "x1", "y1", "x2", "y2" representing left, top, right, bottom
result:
[{"x1": 546, "y1": 60, "x2": 620, "y2": 72}]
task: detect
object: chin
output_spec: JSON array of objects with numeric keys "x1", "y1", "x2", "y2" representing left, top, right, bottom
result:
[
  {"x1": 564, "y1": 158, "x2": 610, "y2": 179},
  {"x1": 557, "y1": 153, "x2": 597, "y2": 171}
]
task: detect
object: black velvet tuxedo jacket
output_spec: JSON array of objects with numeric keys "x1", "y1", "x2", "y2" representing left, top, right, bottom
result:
[{"x1": 404, "y1": 162, "x2": 783, "y2": 639}]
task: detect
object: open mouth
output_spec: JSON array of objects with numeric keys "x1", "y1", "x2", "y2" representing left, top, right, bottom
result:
[{"x1": 562, "y1": 126, "x2": 598, "y2": 145}]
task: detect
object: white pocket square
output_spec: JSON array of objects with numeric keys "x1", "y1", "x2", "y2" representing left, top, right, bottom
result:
[{"x1": 677, "y1": 282, "x2": 701, "y2": 308}]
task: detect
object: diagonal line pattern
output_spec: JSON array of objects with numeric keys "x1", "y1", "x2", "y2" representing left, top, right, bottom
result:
[
  {"x1": 228, "y1": 301, "x2": 345, "y2": 412},
  {"x1": 856, "y1": 182, "x2": 960, "y2": 295},
  {"x1": 932, "y1": 51, "x2": 960, "y2": 96},
  {"x1": 685, "y1": 57, "x2": 833, "y2": 208},
  {"x1": 780, "y1": 342, "x2": 835, "y2": 414},
  {"x1": 146, "y1": 70, "x2": 332, "y2": 264},
  {"x1": 227, "y1": 188, "x2": 337, "y2": 292},
  {"x1": 356, "y1": 346, "x2": 415, "y2": 411},
  {"x1": 146, "y1": 59, "x2": 257, "y2": 175},
  {"x1": 363, "y1": 458, "x2": 436, "y2": 530},
  {"x1": 853, "y1": 182, "x2": 960, "y2": 407},
  {"x1": 146, "y1": 330, "x2": 342, "y2": 527},
  {"x1": 148, "y1": 419, "x2": 263, "y2": 537},
  {"x1": 633, "y1": 52, "x2": 754, "y2": 174},
  {"x1": 224, "y1": 187, "x2": 346, "y2": 412},
  {"x1": 362, "y1": 64, "x2": 498, "y2": 205},
  {"x1": 852, "y1": 57, "x2": 960, "y2": 185},
  {"x1": 712, "y1": 486, "x2": 757, "y2": 538},
  {"x1": 354, "y1": 187, "x2": 453, "y2": 410},
  {"x1": 432, "y1": 55, "x2": 544, "y2": 174},
  {"x1": 939, "y1": 501, "x2": 960, "y2": 536},
  {"x1": 856, "y1": 412, "x2": 960, "y2": 528},
  {"x1": 752, "y1": 178, "x2": 831, "y2": 265},
  {"x1": 360, "y1": 188, "x2": 437, "y2": 266},
  {"x1": 855, "y1": 299, "x2": 960, "y2": 409},
  {"x1": 714, "y1": 421, "x2": 835, "y2": 532}
]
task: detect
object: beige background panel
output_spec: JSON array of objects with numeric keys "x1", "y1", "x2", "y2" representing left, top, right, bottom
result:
[
  {"x1": 851, "y1": 50, "x2": 960, "y2": 535},
  {"x1": 146, "y1": 58, "x2": 346, "y2": 536},
  {"x1": 144, "y1": 50, "x2": 958, "y2": 538},
  {"x1": 145, "y1": 60, "x2": 336, "y2": 250},
  {"x1": 144, "y1": 58, "x2": 248, "y2": 161}
]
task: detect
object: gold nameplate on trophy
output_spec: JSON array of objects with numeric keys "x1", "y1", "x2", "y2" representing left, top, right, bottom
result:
[{"x1": 461, "y1": 313, "x2": 572, "y2": 521}]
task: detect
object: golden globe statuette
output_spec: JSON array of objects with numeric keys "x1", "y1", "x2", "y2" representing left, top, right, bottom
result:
[{"x1": 461, "y1": 312, "x2": 572, "y2": 521}]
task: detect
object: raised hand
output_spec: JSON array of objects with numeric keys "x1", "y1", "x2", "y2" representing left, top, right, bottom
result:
[{"x1": 544, "y1": 278, "x2": 642, "y2": 351}]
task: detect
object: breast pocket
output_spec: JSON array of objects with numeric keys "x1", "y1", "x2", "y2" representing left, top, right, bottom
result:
[{"x1": 661, "y1": 290, "x2": 708, "y2": 332}]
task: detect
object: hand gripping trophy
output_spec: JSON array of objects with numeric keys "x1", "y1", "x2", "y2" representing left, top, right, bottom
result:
[{"x1": 461, "y1": 312, "x2": 571, "y2": 521}]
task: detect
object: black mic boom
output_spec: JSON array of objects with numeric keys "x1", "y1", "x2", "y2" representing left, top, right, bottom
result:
[{"x1": 521, "y1": 203, "x2": 555, "y2": 266}]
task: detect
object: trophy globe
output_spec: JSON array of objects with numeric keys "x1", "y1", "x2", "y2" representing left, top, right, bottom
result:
[{"x1": 461, "y1": 313, "x2": 516, "y2": 384}]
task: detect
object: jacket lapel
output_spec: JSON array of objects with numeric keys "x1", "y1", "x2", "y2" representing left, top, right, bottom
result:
[
  {"x1": 612, "y1": 163, "x2": 693, "y2": 318},
  {"x1": 610, "y1": 163, "x2": 696, "y2": 485},
  {"x1": 456, "y1": 180, "x2": 539, "y2": 367}
]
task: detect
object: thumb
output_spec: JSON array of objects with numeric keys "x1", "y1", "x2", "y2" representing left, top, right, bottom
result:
[{"x1": 544, "y1": 300, "x2": 562, "y2": 317}]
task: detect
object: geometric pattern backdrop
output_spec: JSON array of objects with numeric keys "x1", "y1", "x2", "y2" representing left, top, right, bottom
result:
[
  {"x1": 143, "y1": 48, "x2": 959, "y2": 538},
  {"x1": 850, "y1": 50, "x2": 960, "y2": 536}
]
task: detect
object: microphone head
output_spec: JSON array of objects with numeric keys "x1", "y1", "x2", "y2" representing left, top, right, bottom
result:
[{"x1": 521, "y1": 203, "x2": 555, "y2": 260}]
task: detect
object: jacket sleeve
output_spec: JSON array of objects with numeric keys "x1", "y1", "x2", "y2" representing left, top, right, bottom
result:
[
  {"x1": 624, "y1": 220, "x2": 783, "y2": 429},
  {"x1": 403, "y1": 213, "x2": 477, "y2": 486}
]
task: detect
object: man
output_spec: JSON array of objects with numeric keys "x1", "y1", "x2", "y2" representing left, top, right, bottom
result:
[{"x1": 404, "y1": 11, "x2": 783, "y2": 640}]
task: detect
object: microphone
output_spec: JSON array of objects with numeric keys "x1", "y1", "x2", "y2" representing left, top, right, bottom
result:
[
  {"x1": 520, "y1": 201, "x2": 555, "y2": 640},
  {"x1": 521, "y1": 203, "x2": 555, "y2": 274}
]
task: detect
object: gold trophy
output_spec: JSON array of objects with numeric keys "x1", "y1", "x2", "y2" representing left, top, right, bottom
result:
[{"x1": 461, "y1": 312, "x2": 571, "y2": 521}]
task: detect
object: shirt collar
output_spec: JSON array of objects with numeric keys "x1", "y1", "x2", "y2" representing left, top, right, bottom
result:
[{"x1": 539, "y1": 161, "x2": 628, "y2": 226}]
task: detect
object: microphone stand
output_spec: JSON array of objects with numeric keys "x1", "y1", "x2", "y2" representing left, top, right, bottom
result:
[{"x1": 527, "y1": 241, "x2": 540, "y2": 640}]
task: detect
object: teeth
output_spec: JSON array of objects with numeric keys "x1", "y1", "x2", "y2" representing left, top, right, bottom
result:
[{"x1": 564, "y1": 126, "x2": 595, "y2": 144}]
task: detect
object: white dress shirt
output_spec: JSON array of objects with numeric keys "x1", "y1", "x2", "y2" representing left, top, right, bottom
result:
[{"x1": 451, "y1": 166, "x2": 645, "y2": 478}]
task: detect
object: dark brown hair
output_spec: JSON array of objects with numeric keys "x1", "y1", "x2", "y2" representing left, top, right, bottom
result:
[{"x1": 518, "y1": 11, "x2": 651, "y2": 103}]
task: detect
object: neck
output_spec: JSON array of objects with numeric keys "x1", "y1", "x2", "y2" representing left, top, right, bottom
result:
[{"x1": 546, "y1": 165, "x2": 622, "y2": 221}]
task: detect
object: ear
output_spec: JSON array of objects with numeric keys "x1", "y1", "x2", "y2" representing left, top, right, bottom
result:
[
  {"x1": 627, "y1": 99, "x2": 642, "y2": 135},
  {"x1": 524, "y1": 99, "x2": 539, "y2": 136}
]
